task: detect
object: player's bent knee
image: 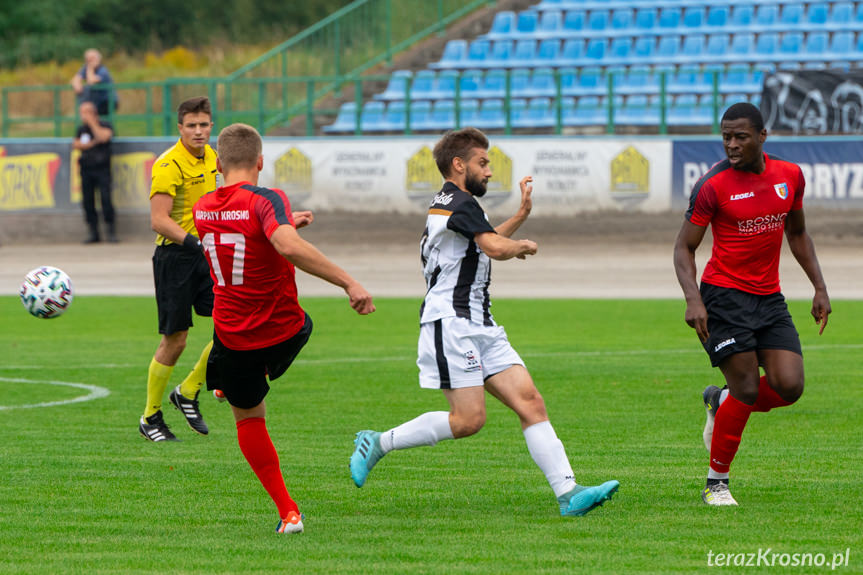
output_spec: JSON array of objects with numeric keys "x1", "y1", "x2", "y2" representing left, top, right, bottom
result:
[{"x1": 451, "y1": 411, "x2": 486, "y2": 438}]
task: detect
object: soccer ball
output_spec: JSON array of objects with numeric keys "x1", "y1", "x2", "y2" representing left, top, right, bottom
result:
[{"x1": 19, "y1": 266, "x2": 74, "y2": 319}]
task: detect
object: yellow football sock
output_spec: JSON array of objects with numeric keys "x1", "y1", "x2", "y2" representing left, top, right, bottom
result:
[
  {"x1": 145, "y1": 358, "x2": 174, "y2": 418},
  {"x1": 179, "y1": 340, "x2": 213, "y2": 400}
]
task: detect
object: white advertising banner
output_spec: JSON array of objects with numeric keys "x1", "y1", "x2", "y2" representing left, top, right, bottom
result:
[{"x1": 260, "y1": 137, "x2": 672, "y2": 216}]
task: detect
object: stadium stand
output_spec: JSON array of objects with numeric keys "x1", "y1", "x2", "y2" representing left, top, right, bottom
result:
[{"x1": 325, "y1": 0, "x2": 863, "y2": 133}]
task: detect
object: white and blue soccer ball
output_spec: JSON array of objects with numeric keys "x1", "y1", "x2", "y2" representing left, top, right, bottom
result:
[{"x1": 19, "y1": 266, "x2": 74, "y2": 319}]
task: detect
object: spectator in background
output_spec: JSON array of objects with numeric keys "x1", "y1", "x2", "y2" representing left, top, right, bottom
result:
[
  {"x1": 73, "y1": 101, "x2": 117, "y2": 244},
  {"x1": 70, "y1": 49, "x2": 116, "y2": 116}
]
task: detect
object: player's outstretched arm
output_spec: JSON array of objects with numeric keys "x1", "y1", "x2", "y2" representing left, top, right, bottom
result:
[
  {"x1": 673, "y1": 219, "x2": 710, "y2": 342},
  {"x1": 475, "y1": 231, "x2": 537, "y2": 261},
  {"x1": 270, "y1": 224, "x2": 375, "y2": 315},
  {"x1": 495, "y1": 176, "x2": 533, "y2": 238},
  {"x1": 785, "y1": 209, "x2": 831, "y2": 334}
]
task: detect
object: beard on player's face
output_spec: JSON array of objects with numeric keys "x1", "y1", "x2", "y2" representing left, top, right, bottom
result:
[{"x1": 464, "y1": 167, "x2": 488, "y2": 197}]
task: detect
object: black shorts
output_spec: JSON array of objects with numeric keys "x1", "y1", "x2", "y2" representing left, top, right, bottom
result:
[
  {"x1": 152, "y1": 244, "x2": 214, "y2": 335},
  {"x1": 206, "y1": 313, "x2": 313, "y2": 409},
  {"x1": 700, "y1": 282, "x2": 802, "y2": 367}
]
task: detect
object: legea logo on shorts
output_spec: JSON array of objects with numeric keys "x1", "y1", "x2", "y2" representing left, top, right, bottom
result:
[
  {"x1": 464, "y1": 350, "x2": 481, "y2": 372},
  {"x1": 714, "y1": 337, "x2": 736, "y2": 352}
]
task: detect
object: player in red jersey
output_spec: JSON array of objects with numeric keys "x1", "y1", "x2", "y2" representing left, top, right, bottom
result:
[
  {"x1": 193, "y1": 123, "x2": 375, "y2": 533},
  {"x1": 674, "y1": 103, "x2": 831, "y2": 506}
]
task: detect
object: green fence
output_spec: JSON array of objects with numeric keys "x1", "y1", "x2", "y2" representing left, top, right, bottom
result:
[{"x1": 2, "y1": 68, "x2": 740, "y2": 138}]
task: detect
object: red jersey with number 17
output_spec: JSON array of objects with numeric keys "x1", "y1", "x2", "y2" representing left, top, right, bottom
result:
[
  {"x1": 193, "y1": 181, "x2": 305, "y2": 351},
  {"x1": 686, "y1": 153, "x2": 805, "y2": 295}
]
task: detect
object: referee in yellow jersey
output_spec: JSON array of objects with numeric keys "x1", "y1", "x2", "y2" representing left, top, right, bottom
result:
[{"x1": 139, "y1": 96, "x2": 218, "y2": 441}]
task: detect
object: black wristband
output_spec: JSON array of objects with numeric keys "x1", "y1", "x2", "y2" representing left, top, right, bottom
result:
[{"x1": 183, "y1": 233, "x2": 202, "y2": 251}]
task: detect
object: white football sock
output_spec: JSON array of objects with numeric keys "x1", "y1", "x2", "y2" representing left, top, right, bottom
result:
[
  {"x1": 707, "y1": 468, "x2": 730, "y2": 481},
  {"x1": 379, "y1": 411, "x2": 454, "y2": 454},
  {"x1": 523, "y1": 420, "x2": 577, "y2": 497},
  {"x1": 719, "y1": 388, "x2": 729, "y2": 405}
]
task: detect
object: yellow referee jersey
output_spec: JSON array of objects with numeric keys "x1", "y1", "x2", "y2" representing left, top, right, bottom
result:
[{"x1": 150, "y1": 138, "x2": 218, "y2": 246}]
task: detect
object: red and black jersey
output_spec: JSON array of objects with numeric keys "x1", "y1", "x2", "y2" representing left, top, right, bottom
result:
[
  {"x1": 193, "y1": 181, "x2": 305, "y2": 350},
  {"x1": 686, "y1": 153, "x2": 805, "y2": 295}
]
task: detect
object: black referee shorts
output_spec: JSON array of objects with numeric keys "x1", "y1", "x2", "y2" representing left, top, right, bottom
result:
[
  {"x1": 206, "y1": 313, "x2": 313, "y2": 409},
  {"x1": 152, "y1": 244, "x2": 214, "y2": 335},
  {"x1": 700, "y1": 282, "x2": 802, "y2": 368}
]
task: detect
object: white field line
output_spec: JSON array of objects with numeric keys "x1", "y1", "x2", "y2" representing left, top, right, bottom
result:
[{"x1": 0, "y1": 377, "x2": 110, "y2": 410}]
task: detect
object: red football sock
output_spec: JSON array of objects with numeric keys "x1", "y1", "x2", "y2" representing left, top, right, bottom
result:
[
  {"x1": 709, "y1": 395, "x2": 753, "y2": 474},
  {"x1": 236, "y1": 417, "x2": 298, "y2": 518},
  {"x1": 751, "y1": 375, "x2": 792, "y2": 412}
]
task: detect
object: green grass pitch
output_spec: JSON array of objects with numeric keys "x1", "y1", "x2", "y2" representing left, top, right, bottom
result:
[{"x1": 1, "y1": 296, "x2": 860, "y2": 574}]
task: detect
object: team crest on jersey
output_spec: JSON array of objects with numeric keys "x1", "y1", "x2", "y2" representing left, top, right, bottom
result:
[{"x1": 774, "y1": 183, "x2": 789, "y2": 199}]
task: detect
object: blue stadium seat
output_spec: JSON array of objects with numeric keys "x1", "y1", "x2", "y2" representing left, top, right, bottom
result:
[
  {"x1": 490, "y1": 40, "x2": 514, "y2": 65},
  {"x1": 754, "y1": 4, "x2": 779, "y2": 31},
  {"x1": 323, "y1": 102, "x2": 357, "y2": 133},
  {"x1": 730, "y1": 33, "x2": 756, "y2": 59},
  {"x1": 611, "y1": 9, "x2": 634, "y2": 30},
  {"x1": 536, "y1": 39, "x2": 561, "y2": 64},
  {"x1": 489, "y1": 11, "x2": 516, "y2": 38},
  {"x1": 635, "y1": 8, "x2": 657, "y2": 29},
  {"x1": 668, "y1": 69, "x2": 712, "y2": 94},
  {"x1": 679, "y1": 35, "x2": 706, "y2": 64},
  {"x1": 616, "y1": 65, "x2": 658, "y2": 95},
  {"x1": 608, "y1": 37, "x2": 632, "y2": 62},
  {"x1": 616, "y1": 95, "x2": 659, "y2": 126},
  {"x1": 517, "y1": 10, "x2": 539, "y2": 34},
  {"x1": 457, "y1": 99, "x2": 481, "y2": 126},
  {"x1": 459, "y1": 69, "x2": 483, "y2": 97},
  {"x1": 564, "y1": 96, "x2": 606, "y2": 126},
  {"x1": 561, "y1": 38, "x2": 585, "y2": 63},
  {"x1": 731, "y1": 5, "x2": 754, "y2": 27},
  {"x1": 410, "y1": 101, "x2": 433, "y2": 131},
  {"x1": 780, "y1": 32, "x2": 804, "y2": 55},
  {"x1": 428, "y1": 100, "x2": 455, "y2": 130},
  {"x1": 434, "y1": 70, "x2": 459, "y2": 100},
  {"x1": 560, "y1": 69, "x2": 578, "y2": 95},
  {"x1": 479, "y1": 99, "x2": 506, "y2": 129},
  {"x1": 478, "y1": 71, "x2": 506, "y2": 98},
  {"x1": 829, "y1": 31, "x2": 854, "y2": 58},
  {"x1": 529, "y1": 68, "x2": 557, "y2": 97},
  {"x1": 806, "y1": 32, "x2": 829, "y2": 55},
  {"x1": 516, "y1": 97, "x2": 554, "y2": 128},
  {"x1": 656, "y1": 36, "x2": 680, "y2": 62},
  {"x1": 434, "y1": 40, "x2": 468, "y2": 69},
  {"x1": 723, "y1": 68, "x2": 761, "y2": 93},
  {"x1": 537, "y1": 10, "x2": 563, "y2": 37},
  {"x1": 806, "y1": 3, "x2": 829, "y2": 25},
  {"x1": 512, "y1": 39, "x2": 537, "y2": 65},
  {"x1": 585, "y1": 38, "x2": 607, "y2": 61},
  {"x1": 756, "y1": 33, "x2": 779, "y2": 57},
  {"x1": 780, "y1": 4, "x2": 804, "y2": 26},
  {"x1": 659, "y1": 7, "x2": 682, "y2": 29},
  {"x1": 667, "y1": 94, "x2": 711, "y2": 126},
  {"x1": 706, "y1": 6, "x2": 729, "y2": 28},
  {"x1": 588, "y1": 10, "x2": 610, "y2": 31},
  {"x1": 706, "y1": 34, "x2": 730, "y2": 61},
  {"x1": 509, "y1": 98, "x2": 529, "y2": 127},
  {"x1": 578, "y1": 67, "x2": 606, "y2": 96},
  {"x1": 856, "y1": 2, "x2": 863, "y2": 23},
  {"x1": 468, "y1": 39, "x2": 493, "y2": 65},
  {"x1": 682, "y1": 6, "x2": 705, "y2": 28},
  {"x1": 410, "y1": 70, "x2": 436, "y2": 100},
  {"x1": 563, "y1": 10, "x2": 586, "y2": 32},
  {"x1": 632, "y1": 36, "x2": 655, "y2": 59},
  {"x1": 362, "y1": 101, "x2": 387, "y2": 132},
  {"x1": 511, "y1": 69, "x2": 532, "y2": 97},
  {"x1": 376, "y1": 70, "x2": 412, "y2": 100},
  {"x1": 829, "y1": 3, "x2": 854, "y2": 28}
]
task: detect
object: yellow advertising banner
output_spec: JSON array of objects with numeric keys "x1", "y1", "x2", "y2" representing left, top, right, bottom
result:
[{"x1": 0, "y1": 153, "x2": 61, "y2": 210}]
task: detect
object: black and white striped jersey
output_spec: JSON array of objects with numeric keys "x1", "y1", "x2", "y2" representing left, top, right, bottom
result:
[{"x1": 420, "y1": 182, "x2": 497, "y2": 326}]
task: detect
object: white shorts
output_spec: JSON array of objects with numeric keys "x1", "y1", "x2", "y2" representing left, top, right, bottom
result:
[{"x1": 417, "y1": 316, "x2": 524, "y2": 389}]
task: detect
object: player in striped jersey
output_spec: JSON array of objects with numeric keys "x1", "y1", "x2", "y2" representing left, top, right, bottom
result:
[{"x1": 351, "y1": 128, "x2": 619, "y2": 517}]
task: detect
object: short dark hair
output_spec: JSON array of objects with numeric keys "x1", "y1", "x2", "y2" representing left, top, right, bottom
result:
[
  {"x1": 217, "y1": 123, "x2": 262, "y2": 171},
  {"x1": 433, "y1": 127, "x2": 489, "y2": 178},
  {"x1": 721, "y1": 102, "x2": 764, "y2": 132},
  {"x1": 177, "y1": 96, "x2": 212, "y2": 125}
]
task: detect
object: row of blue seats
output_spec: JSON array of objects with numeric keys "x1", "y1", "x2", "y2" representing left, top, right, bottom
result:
[
  {"x1": 486, "y1": 3, "x2": 862, "y2": 40},
  {"x1": 533, "y1": 0, "x2": 856, "y2": 11},
  {"x1": 324, "y1": 94, "x2": 760, "y2": 132},
  {"x1": 432, "y1": 32, "x2": 861, "y2": 70},
  {"x1": 376, "y1": 68, "x2": 764, "y2": 101}
]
